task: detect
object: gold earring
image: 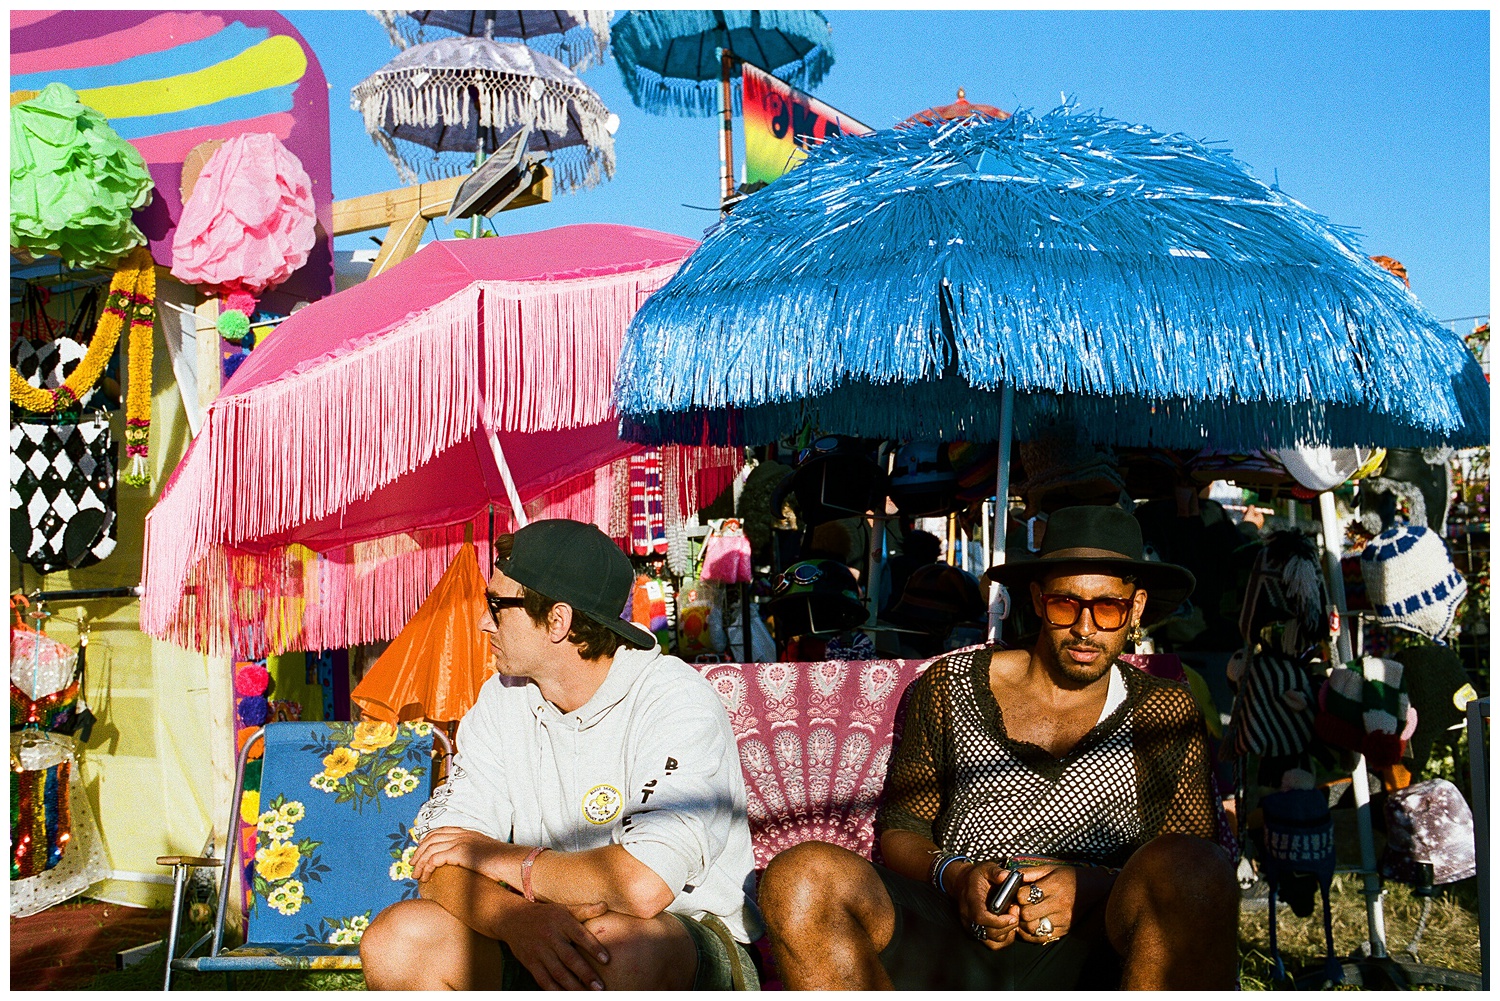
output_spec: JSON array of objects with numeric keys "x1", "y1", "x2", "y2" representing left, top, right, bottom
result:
[{"x1": 1127, "y1": 623, "x2": 1145, "y2": 644}]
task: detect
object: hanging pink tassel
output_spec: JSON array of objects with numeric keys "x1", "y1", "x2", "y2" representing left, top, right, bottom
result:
[{"x1": 701, "y1": 518, "x2": 752, "y2": 584}]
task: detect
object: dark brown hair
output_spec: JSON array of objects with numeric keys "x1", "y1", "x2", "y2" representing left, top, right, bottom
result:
[{"x1": 520, "y1": 588, "x2": 628, "y2": 661}]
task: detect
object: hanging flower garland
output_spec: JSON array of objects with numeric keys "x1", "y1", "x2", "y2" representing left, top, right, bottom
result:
[
  {"x1": 9, "y1": 247, "x2": 155, "y2": 418},
  {"x1": 121, "y1": 273, "x2": 155, "y2": 488}
]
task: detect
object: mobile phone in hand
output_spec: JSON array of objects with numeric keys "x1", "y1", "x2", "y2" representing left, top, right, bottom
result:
[{"x1": 985, "y1": 867, "x2": 1025, "y2": 914}]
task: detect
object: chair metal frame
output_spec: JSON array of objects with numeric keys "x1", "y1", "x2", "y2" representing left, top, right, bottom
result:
[{"x1": 158, "y1": 723, "x2": 453, "y2": 990}]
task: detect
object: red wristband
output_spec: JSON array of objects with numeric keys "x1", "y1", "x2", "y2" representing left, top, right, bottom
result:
[{"x1": 521, "y1": 846, "x2": 548, "y2": 902}]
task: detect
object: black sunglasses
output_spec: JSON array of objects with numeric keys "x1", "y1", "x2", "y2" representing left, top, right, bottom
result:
[{"x1": 486, "y1": 594, "x2": 526, "y2": 620}]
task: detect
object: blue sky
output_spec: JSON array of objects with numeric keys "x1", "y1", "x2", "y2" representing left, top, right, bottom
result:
[{"x1": 286, "y1": 9, "x2": 1489, "y2": 322}]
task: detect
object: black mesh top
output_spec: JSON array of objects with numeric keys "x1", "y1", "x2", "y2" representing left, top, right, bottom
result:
[{"x1": 876, "y1": 647, "x2": 1217, "y2": 868}]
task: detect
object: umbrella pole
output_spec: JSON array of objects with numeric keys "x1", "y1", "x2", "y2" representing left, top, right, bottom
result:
[
  {"x1": 471, "y1": 141, "x2": 484, "y2": 238},
  {"x1": 987, "y1": 385, "x2": 1015, "y2": 642},
  {"x1": 1318, "y1": 489, "x2": 1388, "y2": 958},
  {"x1": 486, "y1": 429, "x2": 529, "y2": 530},
  {"x1": 718, "y1": 49, "x2": 735, "y2": 216}
]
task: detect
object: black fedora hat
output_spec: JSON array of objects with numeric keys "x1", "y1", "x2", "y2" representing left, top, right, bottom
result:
[{"x1": 984, "y1": 505, "x2": 1195, "y2": 622}]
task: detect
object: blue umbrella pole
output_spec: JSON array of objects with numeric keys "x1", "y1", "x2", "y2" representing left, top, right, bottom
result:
[{"x1": 987, "y1": 385, "x2": 1015, "y2": 642}]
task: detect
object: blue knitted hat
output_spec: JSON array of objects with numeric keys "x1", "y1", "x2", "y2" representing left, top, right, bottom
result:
[{"x1": 1359, "y1": 525, "x2": 1467, "y2": 641}]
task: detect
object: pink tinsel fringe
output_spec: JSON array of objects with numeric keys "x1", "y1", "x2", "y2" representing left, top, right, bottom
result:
[{"x1": 141, "y1": 269, "x2": 739, "y2": 657}]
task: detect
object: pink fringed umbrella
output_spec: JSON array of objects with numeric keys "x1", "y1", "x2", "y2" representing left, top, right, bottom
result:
[{"x1": 142, "y1": 224, "x2": 739, "y2": 658}]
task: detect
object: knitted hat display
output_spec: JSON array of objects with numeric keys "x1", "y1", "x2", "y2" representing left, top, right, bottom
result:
[
  {"x1": 1258, "y1": 788, "x2": 1341, "y2": 985},
  {"x1": 1314, "y1": 657, "x2": 1417, "y2": 768},
  {"x1": 1379, "y1": 778, "x2": 1476, "y2": 887},
  {"x1": 1223, "y1": 651, "x2": 1316, "y2": 759},
  {"x1": 1238, "y1": 531, "x2": 1329, "y2": 653},
  {"x1": 945, "y1": 441, "x2": 1000, "y2": 504},
  {"x1": 1360, "y1": 526, "x2": 1467, "y2": 641}
]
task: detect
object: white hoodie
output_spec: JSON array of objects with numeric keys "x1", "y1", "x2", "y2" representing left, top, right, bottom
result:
[{"x1": 414, "y1": 645, "x2": 762, "y2": 942}]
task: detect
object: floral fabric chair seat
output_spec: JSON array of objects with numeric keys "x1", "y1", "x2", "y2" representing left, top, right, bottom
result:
[{"x1": 165, "y1": 721, "x2": 442, "y2": 979}]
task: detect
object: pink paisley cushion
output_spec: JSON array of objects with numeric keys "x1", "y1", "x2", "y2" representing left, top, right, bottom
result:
[
  {"x1": 169, "y1": 132, "x2": 317, "y2": 296},
  {"x1": 695, "y1": 658, "x2": 931, "y2": 868}
]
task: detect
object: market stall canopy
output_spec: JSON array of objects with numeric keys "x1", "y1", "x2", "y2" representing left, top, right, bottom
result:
[
  {"x1": 352, "y1": 35, "x2": 617, "y2": 191},
  {"x1": 615, "y1": 107, "x2": 1489, "y2": 450},
  {"x1": 374, "y1": 9, "x2": 613, "y2": 71},
  {"x1": 611, "y1": 9, "x2": 834, "y2": 117},
  {"x1": 142, "y1": 224, "x2": 738, "y2": 657}
]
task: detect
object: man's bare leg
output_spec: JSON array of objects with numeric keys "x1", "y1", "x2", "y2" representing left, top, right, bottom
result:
[
  {"x1": 360, "y1": 899, "x2": 695, "y2": 990},
  {"x1": 361, "y1": 899, "x2": 506, "y2": 990},
  {"x1": 759, "y1": 841, "x2": 898, "y2": 989},
  {"x1": 1105, "y1": 833, "x2": 1239, "y2": 989}
]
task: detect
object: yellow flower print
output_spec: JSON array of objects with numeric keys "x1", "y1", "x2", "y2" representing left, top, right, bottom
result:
[
  {"x1": 310, "y1": 772, "x2": 338, "y2": 792},
  {"x1": 277, "y1": 801, "x2": 306, "y2": 823},
  {"x1": 350, "y1": 914, "x2": 370, "y2": 932},
  {"x1": 405, "y1": 721, "x2": 433, "y2": 737},
  {"x1": 255, "y1": 841, "x2": 300, "y2": 882},
  {"x1": 256, "y1": 810, "x2": 281, "y2": 834},
  {"x1": 350, "y1": 721, "x2": 398, "y2": 752},
  {"x1": 322, "y1": 746, "x2": 361, "y2": 779},
  {"x1": 239, "y1": 791, "x2": 260, "y2": 826},
  {"x1": 267, "y1": 818, "x2": 296, "y2": 842}
]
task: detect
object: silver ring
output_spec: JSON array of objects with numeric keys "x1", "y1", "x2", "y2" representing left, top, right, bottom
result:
[
  {"x1": 1026, "y1": 884, "x2": 1044, "y2": 905},
  {"x1": 970, "y1": 921, "x2": 987, "y2": 943},
  {"x1": 1035, "y1": 916, "x2": 1054, "y2": 938}
]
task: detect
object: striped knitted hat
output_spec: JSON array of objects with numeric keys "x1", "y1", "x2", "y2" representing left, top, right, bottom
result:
[{"x1": 1360, "y1": 526, "x2": 1467, "y2": 641}]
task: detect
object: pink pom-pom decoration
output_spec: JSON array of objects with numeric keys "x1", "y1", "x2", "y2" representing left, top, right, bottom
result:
[
  {"x1": 234, "y1": 664, "x2": 270, "y2": 697},
  {"x1": 169, "y1": 133, "x2": 317, "y2": 297},
  {"x1": 223, "y1": 290, "x2": 257, "y2": 316}
]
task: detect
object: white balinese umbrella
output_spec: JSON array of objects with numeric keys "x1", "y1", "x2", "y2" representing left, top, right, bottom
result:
[{"x1": 352, "y1": 36, "x2": 617, "y2": 192}]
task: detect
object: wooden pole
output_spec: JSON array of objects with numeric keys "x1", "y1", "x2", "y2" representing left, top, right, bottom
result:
[{"x1": 719, "y1": 50, "x2": 736, "y2": 215}]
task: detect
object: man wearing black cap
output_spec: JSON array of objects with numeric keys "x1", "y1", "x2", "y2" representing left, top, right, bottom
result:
[
  {"x1": 361, "y1": 519, "x2": 761, "y2": 990},
  {"x1": 759, "y1": 505, "x2": 1238, "y2": 989}
]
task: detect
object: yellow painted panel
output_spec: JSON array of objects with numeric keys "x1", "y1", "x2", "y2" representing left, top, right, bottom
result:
[{"x1": 76, "y1": 35, "x2": 306, "y2": 120}]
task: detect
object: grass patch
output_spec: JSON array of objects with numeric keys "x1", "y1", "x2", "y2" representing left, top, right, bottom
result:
[
  {"x1": 1237, "y1": 874, "x2": 1481, "y2": 988},
  {"x1": 83, "y1": 937, "x2": 366, "y2": 991}
]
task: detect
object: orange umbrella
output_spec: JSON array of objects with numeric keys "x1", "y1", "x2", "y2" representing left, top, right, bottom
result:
[
  {"x1": 903, "y1": 87, "x2": 1010, "y2": 126},
  {"x1": 352, "y1": 542, "x2": 493, "y2": 724}
]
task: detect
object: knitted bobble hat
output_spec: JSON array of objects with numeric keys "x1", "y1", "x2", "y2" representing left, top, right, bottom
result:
[{"x1": 1360, "y1": 526, "x2": 1467, "y2": 641}]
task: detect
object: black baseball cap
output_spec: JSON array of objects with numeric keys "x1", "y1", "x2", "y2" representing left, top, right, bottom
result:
[{"x1": 493, "y1": 519, "x2": 656, "y2": 650}]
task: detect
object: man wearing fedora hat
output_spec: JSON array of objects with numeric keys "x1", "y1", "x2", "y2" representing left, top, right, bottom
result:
[
  {"x1": 360, "y1": 519, "x2": 761, "y2": 991},
  {"x1": 759, "y1": 505, "x2": 1238, "y2": 990}
]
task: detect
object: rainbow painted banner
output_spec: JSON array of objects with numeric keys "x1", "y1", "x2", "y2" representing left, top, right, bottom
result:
[
  {"x1": 10, "y1": 10, "x2": 332, "y2": 304},
  {"x1": 742, "y1": 63, "x2": 871, "y2": 189}
]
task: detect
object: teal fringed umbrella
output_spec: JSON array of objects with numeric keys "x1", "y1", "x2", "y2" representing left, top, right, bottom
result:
[
  {"x1": 612, "y1": 10, "x2": 835, "y2": 210},
  {"x1": 614, "y1": 106, "x2": 1489, "y2": 452},
  {"x1": 611, "y1": 10, "x2": 833, "y2": 117}
]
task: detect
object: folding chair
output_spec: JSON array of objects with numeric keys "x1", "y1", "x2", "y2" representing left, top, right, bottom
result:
[{"x1": 157, "y1": 721, "x2": 451, "y2": 990}]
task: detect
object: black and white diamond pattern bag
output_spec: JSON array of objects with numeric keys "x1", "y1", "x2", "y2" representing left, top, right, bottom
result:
[
  {"x1": 11, "y1": 285, "x2": 118, "y2": 574},
  {"x1": 11, "y1": 414, "x2": 118, "y2": 574}
]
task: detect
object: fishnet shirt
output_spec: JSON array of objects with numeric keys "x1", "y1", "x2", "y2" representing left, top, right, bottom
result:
[{"x1": 876, "y1": 648, "x2": 1217, "y2": 868}]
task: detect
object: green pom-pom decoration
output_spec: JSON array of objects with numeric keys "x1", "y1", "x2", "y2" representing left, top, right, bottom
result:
[
  {"x1": 10, "y1": 83, "x2": 155, "y2": 269},
  {"x1": 217, "y1": 309, "x2": 251, "y2": 342}
]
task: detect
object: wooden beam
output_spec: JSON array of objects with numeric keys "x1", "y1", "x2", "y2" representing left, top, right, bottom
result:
[
  {"x1": 331, "y1": 165, "x2": 553, "y2": 237},
  {"x1": 368, "y1": 211, "x2": 429, "y2": 279}
]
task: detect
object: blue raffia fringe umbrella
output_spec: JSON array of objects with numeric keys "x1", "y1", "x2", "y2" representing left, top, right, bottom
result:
[
  {"x1": 614, "y1": 106, "x2": 1489, "y2": 450},
  {"x1": 611, "y1": 9, "x2": 834, "y2": 117}
]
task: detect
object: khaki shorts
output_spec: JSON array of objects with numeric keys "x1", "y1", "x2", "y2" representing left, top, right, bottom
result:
[{"x1": 500, "y1": 912, "x2": 759, "y2": 990}]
